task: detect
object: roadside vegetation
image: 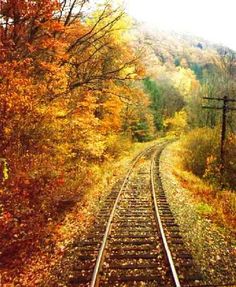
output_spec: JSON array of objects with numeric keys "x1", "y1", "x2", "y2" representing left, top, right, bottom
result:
[{"x1": 173, "y1": 133, "x2": 236, "y2": 231}]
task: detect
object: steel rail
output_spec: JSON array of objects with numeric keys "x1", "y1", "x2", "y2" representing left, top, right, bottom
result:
[
  {"x1": 150, "y1": 148, "x2": 181, "y2": 287},
  {"x1": 90, "y1": 145, "x2": 156, "y2": 287}
]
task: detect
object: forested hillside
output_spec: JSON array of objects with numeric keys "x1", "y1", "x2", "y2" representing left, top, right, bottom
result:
[
  {"x1": 138, "y1": 25, "x2": 236, "y2": 231},
  {"x1": 0, "y1": 0, "x2": 235, "y2": 285},
  {"x1": 139, "y1": 24, "x2": 236, "y2": 134}
]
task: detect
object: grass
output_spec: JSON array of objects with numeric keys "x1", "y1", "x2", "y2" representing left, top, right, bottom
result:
[{"x1": 196, "y1": 202, "x2": 213, "y2": 216}]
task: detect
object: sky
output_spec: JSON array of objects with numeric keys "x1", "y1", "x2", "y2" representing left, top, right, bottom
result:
[{"x1": 124, "y1": 0, "x2": 236, "y2": 50}]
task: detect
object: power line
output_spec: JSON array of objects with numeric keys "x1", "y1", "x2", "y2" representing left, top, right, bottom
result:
[{"x1": 202, "y1": 95, "x2": 236, "y2": 182}]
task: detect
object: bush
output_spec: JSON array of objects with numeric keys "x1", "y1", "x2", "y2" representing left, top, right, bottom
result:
[
  {"x1": 173, "y1": 138, "x2": 236, "y2": 230},
  {"x1": 181, "y1": 127, "x2": 220, "y2": 176},
  {"x1": 180, "y1": 127, "x2": 236, "y2": 190},
  {"x1": 164, "y1": 110, "x2": 188, "y2": 136}
]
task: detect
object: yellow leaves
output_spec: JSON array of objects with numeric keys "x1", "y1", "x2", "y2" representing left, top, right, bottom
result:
[
  {"x1": 173, "y1": 67, "x2": 200, "y2": 99},
  {"x1": 54, "y1": 109, "x2": 68, "y2": 118},
  {"x1": 120, "y1": 65, "x2": 136, "y2": 79},
  {"x1": 87, "y1": 137, "x2": 107, "y2": 158},
  {"x1": 164, "y1": 110, "x2": 188, "y2": 135},
  {"x1": 0, "y1": 158, "x2": 9, "y2": 182},
  {"x1": 56, "y1": 143, "x2": 71, "y2": 157},
  {"x1": 4, "y1": 127, "x2": 11, "y2": 136}
]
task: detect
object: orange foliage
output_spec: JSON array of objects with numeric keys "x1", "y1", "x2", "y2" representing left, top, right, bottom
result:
[{"x1": 0, "y1": 0, "x2": 149, "y2": 277}]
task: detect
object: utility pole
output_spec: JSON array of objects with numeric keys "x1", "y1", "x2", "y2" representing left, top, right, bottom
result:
[
  {"x1": 220, "y1": 96, "x2": 227, "y2": 168},
  {"x1": 202, "y1": 96, "x2": 236, "y2": 180}
]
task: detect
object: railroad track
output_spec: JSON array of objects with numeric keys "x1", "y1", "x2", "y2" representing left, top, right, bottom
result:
[{"x1": 66, "y1": 143, "x2": 204, "y2": 286}]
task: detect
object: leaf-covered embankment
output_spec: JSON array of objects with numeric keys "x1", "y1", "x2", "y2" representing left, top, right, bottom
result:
[{"x1": 2, "y1": 139, "x2": 161, "y2": 286}]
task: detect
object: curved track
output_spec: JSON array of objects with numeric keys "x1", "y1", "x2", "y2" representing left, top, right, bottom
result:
[
  {"x1": 67, "y1": 143, "x2": 203, "y2": 286},
  {"x1": 90, "y1": 144, "x2": 180, "y2": 286}
]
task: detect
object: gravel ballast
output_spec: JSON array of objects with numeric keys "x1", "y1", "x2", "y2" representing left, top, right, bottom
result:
[{"x1": 159, "y1": 142, "x2": 236, "y2": 285}]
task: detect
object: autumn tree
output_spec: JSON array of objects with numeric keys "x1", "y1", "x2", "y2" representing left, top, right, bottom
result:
[{"x1": 0, "y1": 0, "x2": 151, "y2": 273}]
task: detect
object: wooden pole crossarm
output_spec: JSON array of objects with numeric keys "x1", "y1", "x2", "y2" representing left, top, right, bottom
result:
[
  {"x1": 202, "y1": 106, "x2": 223, "y2": 110},
  {"x1": 202, "y1": 106, "x2": 236, "y2": 111},
  {"x1": 203, "y1": 97, "x2": 236, "y2": 102},
  {"x1": 202, "y1": 97, "x2": 224, "y2": 101}
]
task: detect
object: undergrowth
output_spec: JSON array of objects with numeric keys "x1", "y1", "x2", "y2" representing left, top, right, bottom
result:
[{"x1": 172, "y1": 137, "x2": 236, "y2": 233}]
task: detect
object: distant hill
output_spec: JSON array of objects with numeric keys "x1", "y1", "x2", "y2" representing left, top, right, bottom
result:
[{"x1": 133, "y1": 22, "x2": 236, "y2": 78}]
